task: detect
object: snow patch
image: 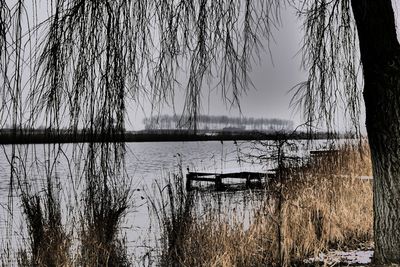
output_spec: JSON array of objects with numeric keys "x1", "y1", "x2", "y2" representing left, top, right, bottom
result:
[{"x1": 305, "y1": 250, "x2": 373, "y2": 266}]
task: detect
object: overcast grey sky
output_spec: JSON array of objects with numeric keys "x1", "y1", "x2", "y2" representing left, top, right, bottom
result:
[
  {"x1": 129, "y1": 2, "x2": 400, "y2": 131},
  {"x1": 7, "y1": 1, "x2": 400, "y2": 131},
  {"x1": 128, "y1": 7, "x2": 307, "y2": 130}
]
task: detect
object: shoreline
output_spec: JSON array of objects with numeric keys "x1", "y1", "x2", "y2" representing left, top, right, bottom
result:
[{"x1": 0, "y1": 129, "x2": 341, "y2": 144}]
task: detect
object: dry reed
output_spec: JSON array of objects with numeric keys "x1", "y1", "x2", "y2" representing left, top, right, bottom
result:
[
  {"x1": 154, "y1": 141, "x2": 373, "y2": 266},
  {"x1": 17, "y1": 171, "x2": 72, "y2": 267}
]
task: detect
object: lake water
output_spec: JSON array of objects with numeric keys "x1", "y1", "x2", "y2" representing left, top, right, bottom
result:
[{"x1": 0, "y1": 140, "x2": 331, "y2": 264}]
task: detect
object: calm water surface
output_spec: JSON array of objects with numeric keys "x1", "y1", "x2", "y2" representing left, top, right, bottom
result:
[{"x1": 0, "y1": 140, "x2": 329, "y2": 264}]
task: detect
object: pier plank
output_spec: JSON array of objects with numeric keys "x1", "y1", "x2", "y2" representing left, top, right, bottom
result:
[{"x1": 186, "y1": 170, "x2": 272, "y2": 191}]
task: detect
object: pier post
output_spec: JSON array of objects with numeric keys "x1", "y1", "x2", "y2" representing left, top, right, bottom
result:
[
  {"x1": 186, "y1": 173, "x2": 192, "y2": 191},
  {"x1": 246, "y1": 174, "x2": 251, "y2": 188},
  {"x1": 215, "y1": 175, "x2": 223, "y2": 190}
]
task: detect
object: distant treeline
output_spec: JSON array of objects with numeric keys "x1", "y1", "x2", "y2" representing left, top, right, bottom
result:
[
  {"x1": 0, "y1": 128, "x2": 337, "y2": 144},
  {"x1": 143, "y1": 114, "x2": 294, "y2": 131}
]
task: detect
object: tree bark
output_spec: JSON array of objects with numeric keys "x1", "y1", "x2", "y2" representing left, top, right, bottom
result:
[{"x1": 351, "y1": 0, "x2": 400, "y2": 263}]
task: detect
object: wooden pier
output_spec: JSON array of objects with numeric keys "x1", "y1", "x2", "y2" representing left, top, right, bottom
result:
[{"x1": 186, "y1": 171, "x2": 275, "y2": 191}]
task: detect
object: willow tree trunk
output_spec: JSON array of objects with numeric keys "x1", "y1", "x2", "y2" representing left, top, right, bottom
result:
[{"x1": 351, "y1": 0, "x2": 400, "y2": 263}]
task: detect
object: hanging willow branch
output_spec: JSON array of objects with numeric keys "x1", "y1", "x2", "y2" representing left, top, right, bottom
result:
[
  {"x1": 291, "y1": 0, "x2": 361, "y2": 133},
  {"x1": 23, "y1": 0, "x2": 281, "y2": 133},
  {"x1": 1, "y1": 0, "x2": 364, "y2": 136},
  {"x1": 0, "y1": 0, "x2": 10, "y2": 127}
]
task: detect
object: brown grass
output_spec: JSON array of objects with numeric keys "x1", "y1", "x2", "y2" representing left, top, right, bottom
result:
[
  {"x1": 18, "y1": 188, "x2": 72, "y2": 267},
  {"x1": 155, "y1": 141, "x2": 373, "y2": 266}
]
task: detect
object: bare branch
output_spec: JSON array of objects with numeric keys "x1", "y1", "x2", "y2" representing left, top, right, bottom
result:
[{"x1": 291, "y1": 0, "x2": 361, "y2": 134}]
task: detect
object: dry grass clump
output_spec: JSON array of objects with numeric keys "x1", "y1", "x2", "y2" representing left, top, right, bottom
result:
[
  {"x1": 149, "y1": 172, "x2": 194, "y2": 266},
  {"x1": 19, "y1": 193, "x2": 72, "y2": 267},
  {"x1": 80, "y1": 227, "x2": 130, "y2": 267},
  {"x1": 16, "y1": 163, "x2": 131, "y2": 267},
  {"x1": 17, "y1": 186, "x2": 130, "y2": 267},
  {"x1": 79, "y1": 177, "x2": 131, "y2": 267},
  {"x1": 167, "y1": 208, "x2": 278, "y2": 266},
  {"x1": 281, "y1": 181, "x2": 371, "y2": 262},
  {"x1": 300, "y1": 141, "x2": 372, "y2": 177},
  {"x1": 156, "y1": 141, "x2": 373, "y2": 266}
]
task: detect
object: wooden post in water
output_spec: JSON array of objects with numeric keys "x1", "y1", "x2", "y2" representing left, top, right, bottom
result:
[
  {"x1": 246, "y1": 174, "x2": 251, "y2": 188},
  {"x1": 215, "y1": 175, "x2": 223, "y2": 190},
  {"x1": 186, "y1": 173, "x2": 193, "y2": 191}
]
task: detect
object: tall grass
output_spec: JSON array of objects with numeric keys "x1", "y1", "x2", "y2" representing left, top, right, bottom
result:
[
  {"x1": 152, "y1": 141, "x2": 373, "y2": 266},
  {"x1": 18, "y1": 192, "x2": 71, "y2": 267},
  {"x1": 77, "y1": 142, "x2": 132, "y2": 267},
  {"x1": 79, "y1": 172, "x2": 131, "y2": 267},
  {"x1": 12, "y1": 143, "x2": 133, "y2": 267},
  {"x1": 277, "y1": 142, "x2": 372, "y2": 265},
  {"x1": 148, "y1": 166, "x2": 194, "y2": 266},
  {"x1": 13, "y1": 146, "x2": 72, "y2": 267},
  {"x1": 15, "y1": 175, "x2": 131, "y2": 267}
]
